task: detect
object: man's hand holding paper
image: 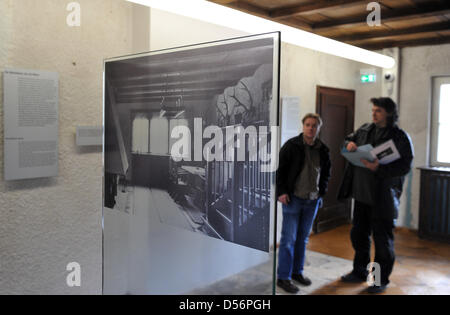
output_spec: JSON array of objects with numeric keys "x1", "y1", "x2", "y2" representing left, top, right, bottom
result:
[
  {"x1": 360, "y1": 157, "x2": 380, "y2": 171},
  {"x1": 341, "y1": 139, "x2": 401, "y2": 169},
  {"x1": 341, "y1": 144, "x2": 376, "y2": 168}
]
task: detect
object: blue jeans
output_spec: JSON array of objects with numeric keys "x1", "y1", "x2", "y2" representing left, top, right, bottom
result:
[{"x1": 277, "y1": 196, "x2": 320, "y2": 280}]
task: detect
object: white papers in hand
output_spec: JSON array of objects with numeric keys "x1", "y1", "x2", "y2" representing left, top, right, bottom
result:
[
  {"x1": 341, "y1": 140, "x2": 401, "y2": 168},
  {"x1": 370, "y1": 139, "x2": 401, "y2": 165},
  {"x1": 341, "y1": 144, "x2": 375, "y2": 168}
]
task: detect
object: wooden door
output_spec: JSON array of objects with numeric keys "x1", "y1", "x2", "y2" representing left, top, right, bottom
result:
[{"x1": 314, "y1": 86, "x2": 355, "y2": 233}]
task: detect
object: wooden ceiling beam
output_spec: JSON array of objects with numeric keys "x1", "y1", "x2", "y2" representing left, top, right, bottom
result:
[
  {"x1": 117, "y1": 79, "x2": 236, "y2": 92},
  {"x1": 313, "y1": 3, "x2": 450, "y2": 30},
  {"x1": 118, "y1": 87, "x2": 224, "y2": 98},
  {"x1": 357, "y1": 35, "x2": 450, "y2": 50},
  {"x1": 332, "y1": 21, "x2": 450, "y2": 42},
  {"x1": 269, "y1": 0, "x2": 366, "y2": 19},
  {"x1": 276, "y1": 16, "x2": 313, "y2": 31},
  {"x1": 209, "y1": 1, "x2": 313, "y2": 30},
  {"x1": 210, "y1": 0, "x2": 236, "y2": 4},
  {"x1": 225, "y1": 1, "x2": 271, "y2": 18},
  {"x1": 117, "y1": 94, "x2": 217, "y2": 104},
  {"x1": 111, "y1": 63, "x2": 261, "y2": 84}
]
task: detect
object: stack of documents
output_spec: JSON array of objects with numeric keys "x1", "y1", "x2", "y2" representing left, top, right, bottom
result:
[{"x1": 341, "y1": 140, "x2": 401, "y2": 168}]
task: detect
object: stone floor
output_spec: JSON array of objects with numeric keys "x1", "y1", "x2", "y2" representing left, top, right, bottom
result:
[{"x1": 188, "y1": 250, "x2": 353, "y2": 295}]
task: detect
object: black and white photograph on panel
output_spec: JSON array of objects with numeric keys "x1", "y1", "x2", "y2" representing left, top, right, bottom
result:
[{"x1": 104, "y1": 33, "x2": 280, "y2": 252}]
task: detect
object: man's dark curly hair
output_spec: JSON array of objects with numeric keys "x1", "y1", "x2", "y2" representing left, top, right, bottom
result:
[{"x1": 370, "y1": 97, "x2": 399, "y2": 127}]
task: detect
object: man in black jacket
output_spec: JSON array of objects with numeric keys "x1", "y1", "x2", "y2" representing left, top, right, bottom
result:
[
  {"x1": 338, "y1": 97, "x2": 414, "y2": 294},
  {"x1": 276, "y1": 113, "x2": 331, "y2": 294}
]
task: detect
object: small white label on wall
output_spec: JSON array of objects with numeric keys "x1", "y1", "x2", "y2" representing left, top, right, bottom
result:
[
  {"x1": 281, "y1": 97, "x2": 301, "y2": 146},
  {"x1": 3, "y1": 69, "x2": 59, "y2": 181},
  {"x1": 76, "y1": 126, "x2": 103, "y2": 146}
]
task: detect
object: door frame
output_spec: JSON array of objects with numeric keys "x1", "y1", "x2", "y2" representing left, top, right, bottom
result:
[{"x1": 314, "y1": 85, "x2": 355, "y2": 233}]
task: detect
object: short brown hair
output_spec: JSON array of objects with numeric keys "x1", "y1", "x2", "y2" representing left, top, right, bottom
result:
[{"x1": 302, "y1": 113, "x2": 323, "y2": 128}]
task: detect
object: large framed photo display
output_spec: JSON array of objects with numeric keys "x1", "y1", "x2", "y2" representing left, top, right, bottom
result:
[{"x1": 103, "y1": 33, "x2": 280, "y2": 295}]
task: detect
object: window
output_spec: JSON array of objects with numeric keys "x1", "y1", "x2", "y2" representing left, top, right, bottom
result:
[
  {"x1": 132, "y1": 113, "x2": 189, "y2": 156},
  {"x1": 431, "y1": 77, "x2": 450, "y2": 167},
  {"x1": 149, "y1": 116, "x2": 169, "y2": 155},
  {"x1": 132, "y1": 114, "x2": 149, "y2": 153}
]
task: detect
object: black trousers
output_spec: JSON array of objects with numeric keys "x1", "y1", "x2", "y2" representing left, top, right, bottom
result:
[{"x1": 351, "y1": 201, "x2": 395, "y2": 285}]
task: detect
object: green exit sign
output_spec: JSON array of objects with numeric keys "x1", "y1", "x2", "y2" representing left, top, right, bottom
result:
[{"x1": 361, "y1": 74, "x2": 376, "y2": 83}]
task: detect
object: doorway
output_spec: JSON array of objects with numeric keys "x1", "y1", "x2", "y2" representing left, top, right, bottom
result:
[{"x1": 314, "y1": 86, "x2": 355, "y2": 233}]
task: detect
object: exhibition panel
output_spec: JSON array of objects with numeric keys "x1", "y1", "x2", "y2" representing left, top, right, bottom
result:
[{"x1": 103, "y1": 33, "x2": 280, "y2": 295}]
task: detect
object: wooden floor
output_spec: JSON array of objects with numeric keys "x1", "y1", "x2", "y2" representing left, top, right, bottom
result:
[{"x1": 306, "y1": 224, "x2": 450, "y2": 295}]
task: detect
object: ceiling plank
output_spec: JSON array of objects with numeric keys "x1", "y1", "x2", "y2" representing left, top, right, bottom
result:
[
  {"x1": 117, "y1": 79, "x2": 237, "y2": 92},
  {"x1": 313, "y1": 2, "x2": 450, "y2": 31},
  {"x1": 333, "y1": 21, "x2": 450, "y2": 42},
  {"x1": 118, "y1": 87, "x2": 224, "y2": 98},
  {"x1": 358, "y1": 35, "x2": 450, "y2": 50},
  {"x1": 276, "y1": 16, "x2": 314, "y2": 31},
  {"x1": 111, "y1": 63, "x2": 262, "y2": 84},
  {"x1": 270, "y1": 0, "x2": 366, "y2": 19},
  {"x1": 210, "y1": 0, "x2": 236, "y2": 4},
  {"x1": 211, "y1": 1, "x2": 313, "y2": 30},
  {"x1": 117, "y1": 94, "x2": 217, "y2": 104},
  {"x1": 225, "y1": 0, "x2": 271, "y2": 18}
]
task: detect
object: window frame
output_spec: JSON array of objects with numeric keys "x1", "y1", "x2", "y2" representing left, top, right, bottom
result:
[
  {"x1": 131, "y1": 113, "x2": 150, "y2": 154},
  {"x1": 430, "y1": 76, "x2": 450, "y2": 167}
]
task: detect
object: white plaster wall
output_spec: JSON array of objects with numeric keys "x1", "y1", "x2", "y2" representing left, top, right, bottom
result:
[
  {"x1": 132, "y1": 4, "x2": 151, "y2": 54},
  {"x1": 0, "y1": 0, "x2": 135, "y2": 295},
  {"x1": 280, "y1": 42, "x2": 381, "y2": 127},
  {"x1": 150, "y1": 9, "x2": 245, "y2": 51},
  {"x1": 398, "y1": 44, "x2": 450, "y2": 229}
]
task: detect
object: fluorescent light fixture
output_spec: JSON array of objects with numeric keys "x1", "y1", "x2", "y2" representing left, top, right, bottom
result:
[{"x1": 126, "y1": 0, "x2": 395, "y2": 69}]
